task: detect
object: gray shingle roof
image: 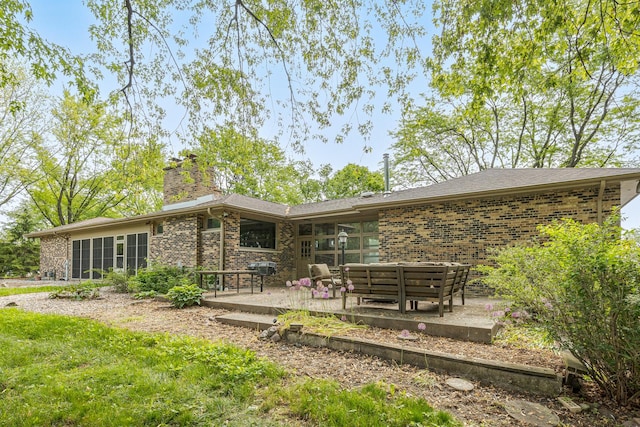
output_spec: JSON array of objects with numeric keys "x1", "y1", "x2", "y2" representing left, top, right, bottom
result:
[
  {"x1": 28, "y1": 168, "x2": 640, "y2": 236},
  {"x1": 353, "y1": 168, "x2": 640, "y2": 208}
]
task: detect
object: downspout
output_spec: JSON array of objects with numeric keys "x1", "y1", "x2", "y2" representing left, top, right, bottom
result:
[
  {"x1": 597, "y1": 180, "x2": 606, "y2": 225},
  {"x1": 208, "y1": 208, "x2": 225, "y2": 271}
]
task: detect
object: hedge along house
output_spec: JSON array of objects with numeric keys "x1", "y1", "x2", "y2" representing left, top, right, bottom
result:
[{"x1": 28, "y1": 158, "x2": 640, "y2": 293}]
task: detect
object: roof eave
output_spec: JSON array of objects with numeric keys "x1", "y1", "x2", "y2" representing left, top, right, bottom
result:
[{"x1": 352, "y1": 175, "x2": 639, "y2": 210}]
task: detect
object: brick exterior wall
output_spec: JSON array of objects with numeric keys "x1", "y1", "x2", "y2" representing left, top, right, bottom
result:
[
  {"x1": 149, "y1": 214, "x2": 200, "y2": 268},
  {"x1": 163, "y1": 162, "x2": 221, "y2": 205},
  {"x1": 153, "y1": 212, "x2": 295, "y2": 287},
  {"x1": 214, "y1": 212, "x2": 295, "y2": 287},
  {"x1": 39, "y1": 235, "x2": 69, "y2": 280},
  {"x1": 378, "y1": 185, "x2": 620, "y2": 294}
]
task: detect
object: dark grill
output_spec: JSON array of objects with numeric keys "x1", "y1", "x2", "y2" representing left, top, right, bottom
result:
[{"x1": 248, "y1": 261, "x2": 277, "y2": 276}]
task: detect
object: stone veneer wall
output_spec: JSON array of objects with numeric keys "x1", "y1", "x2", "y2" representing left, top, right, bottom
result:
[
  {"x1": 163, "y1": 163, "x2": 221, "y2": 205},
  {"x1": 378, "y1": 185, "x2": 621, "y2": 294},
  {"x1": 149, "y1": 214, "x2": 200, "y2": 268},
  {"x1": 39, "y1": 235, "x2": 69, "y2": 280}
]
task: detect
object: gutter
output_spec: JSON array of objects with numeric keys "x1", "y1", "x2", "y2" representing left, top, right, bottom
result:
[{"x1": 597, "y1": 180, "x2": 606, "y2": 225}]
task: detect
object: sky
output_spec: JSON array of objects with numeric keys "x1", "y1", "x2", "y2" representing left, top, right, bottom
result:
[{"x1": 24, "y1": 1, "x2": 640, "y2": 230}]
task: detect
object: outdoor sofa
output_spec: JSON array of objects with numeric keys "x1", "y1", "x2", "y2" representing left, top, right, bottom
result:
[{"x1": 339, "y1": 262, "x2": 471, "y2": 317}]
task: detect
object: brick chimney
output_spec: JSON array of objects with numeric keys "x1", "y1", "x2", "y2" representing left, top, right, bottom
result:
[{"x1": 163, "y1": 155, "x2": 222, "y2": 206}]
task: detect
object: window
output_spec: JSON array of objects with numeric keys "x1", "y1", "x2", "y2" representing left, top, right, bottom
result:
[
  {"x1": 240, "y1": 218, "x2": 276, "y2": 249},
  {"x1": 155, "y1": 222, "x2": 164, "y2": 234},
  {"x1": 73, "y1": 234, "x2": 146, "y2": 279},
  {"x1": 206, "y1": 217, "x2": 221, "y2": 229},
  {"x1": 126, "y1": 233, "x2": 148, "y2": 273},
  {"x1": 300, "y1": 220, "x2": 379, "y2": 266},
  {"x1": 72, "y1": 239, "x2": 91, "y2": 279},
  {"x1": 91, "y1": 237, "x2": 115, "y2": 279}
]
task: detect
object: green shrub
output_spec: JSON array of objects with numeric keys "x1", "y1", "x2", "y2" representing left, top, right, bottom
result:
[
  {"x1": 166, "y1": 283, "x2": 204, "y2": 308},
  {"x1": 479, "y1": 215, "x2": 640, "y2": 405},
  {"x1": 49, "y1": 282, "x2": 101, "y2": 300},
  {"x1": 133, "y1": 290, "x2": 158, "y2": 300},
  {"x1": 102, "y1": 269, "x2": 130, "y2": 293},
  {"x1": 128, "y1": 265, "x2": 194, "y2": 295}
]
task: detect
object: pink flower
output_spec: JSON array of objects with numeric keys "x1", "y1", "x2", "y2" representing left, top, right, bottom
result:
[
  {"x1": 344, "y1": 267, "x2": 350, "y2": 272},
  {"x1": 299, "y1": 277, "x2": 311, "y2": 287},
  {"x1": 340, "y1": 286, "x2": 346, "y2": 293},
  {"x1": 417, "y1": 323, "x2": 426, "y2": 331},
  {"x1": 341, "y1": 315, "x2": 347, "y2": 321},
  {"x1": 322, "y1": 292, "x2": 329, "y2": 299},
  {"x1": 484, "y1": 303, "x2": 493, "y2": 311},
  {"x1": 400, "y1": 329, "x2": 410, "y2": 337},
  {"x1": 347, "y1": 284, "x2": 355, "y2": 291},
  {"x1": 286, "y1": 281, "x2": 292, "y2": 287}
]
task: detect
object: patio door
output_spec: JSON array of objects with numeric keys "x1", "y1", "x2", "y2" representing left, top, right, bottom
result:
[{"x1": 296, "y1": 237, "x2": 313, "y2": 278}]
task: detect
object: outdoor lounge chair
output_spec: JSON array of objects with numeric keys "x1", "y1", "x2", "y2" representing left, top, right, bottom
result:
[{"x1": 308, "y1": 263, "x2": 340, "y2": 298}]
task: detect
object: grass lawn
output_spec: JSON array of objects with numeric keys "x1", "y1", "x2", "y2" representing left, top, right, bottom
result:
[
  {"x1": 0, "y1": 308, "x2": 460, "y2": 427},
  {"x1": 0, "y1": 285, "x2": 70, "y2": 297}
]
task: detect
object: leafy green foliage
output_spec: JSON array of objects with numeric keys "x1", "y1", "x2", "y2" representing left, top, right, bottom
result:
[
  {"x1": 321, "y1": 163, "x2": 385, "y2": 200},
  {"x1": 479, "y1": 215, "x2": 640, "y2": 405},
  {"x1": 392, "y1": 0, "x2": 640, "y2": 187},
  {"x1": 128, "y1": 265, "x2": 194, "y2": 295},
  {"x1": 133, "y1": 290, "x2": 159, "y2": 300},
  {"x1": 278, "y1": 310, "x2": 367, "y2": 337},
  {"x1": 48, "y1": 282, "x2": 101, "y2": 300},
  {"x1": 26, "y1": 91, "x2": 165, "y2": 227},
  {"x1": 0, "y1": 309, "x2": 283, "y2": 426},
  {"x1": 267, "y1": 379, "x2": 460, "y2": 427},
  {"x1": 0, "y1": 1, "x2": 93, "y2": 96},
  {"x1": 101, "y1": 269, "x2": 130, "y2": 293},
  {"x1": 0, "y1": 204, "x2": 41, "y2": 277},
  {"x1": 166, "y1": 283, "x2": 204, "y2": 309}
]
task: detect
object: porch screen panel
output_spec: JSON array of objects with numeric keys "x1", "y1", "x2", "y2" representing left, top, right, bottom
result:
[
  {"x1": 137, "y1": 233, "x2": 148, "y2": 269},
  {"x1": 80, "y1": 239, "x2": 90, "y2": 279},
  {"x1": 126, "y1": 234, "x2": 137, "y2": 273},
  {"x1": 103, "y1": 237, "x2": 114, "y2": 271},
  {"x1": 72, "y1": 240, "x2": 81, "y2": 279},
  {"x1": 92, "y1": 238, "x2": 103, "y2": 279}
]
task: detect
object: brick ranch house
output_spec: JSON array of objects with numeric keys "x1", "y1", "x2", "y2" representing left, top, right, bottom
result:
[{"x1": 27, "y1": 162, "x2": 640, "y2": 293}]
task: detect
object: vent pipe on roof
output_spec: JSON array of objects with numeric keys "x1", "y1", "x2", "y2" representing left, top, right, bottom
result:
[{"x1": 383, "y1": 153, "x2": 391, "y2": 195}]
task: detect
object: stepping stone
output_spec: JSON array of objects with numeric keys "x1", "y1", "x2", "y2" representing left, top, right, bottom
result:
[
  {"x1": 504, "y1": 399, "x2": 560, "y2": 427},
  {"x1": 445, "y1": 378, "x2": 474, "y2": 391},
  {"x1": 557, "y1": 396, "x2": 582, "y2": 413}
]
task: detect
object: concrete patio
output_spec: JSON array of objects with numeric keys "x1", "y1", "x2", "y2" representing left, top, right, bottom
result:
[{"x1": 202, "y1": 285, "x2": 500, "y2": 344}]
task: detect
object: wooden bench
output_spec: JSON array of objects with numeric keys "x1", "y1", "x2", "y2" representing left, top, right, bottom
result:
[{"x1": 340, "y1": 264, "x2": 405, "y2": 313}]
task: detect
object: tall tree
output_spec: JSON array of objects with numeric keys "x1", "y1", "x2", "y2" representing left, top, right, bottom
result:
[
  {"x1": 26, "y1": 91, "x2": 165, "y2": 227},
  {"x1": 323, "y1": 163, "x2": 385, "y2": 199},
  {"x1": 393, "y1": 0, "x2": 640, "y2": 186},
  {"x1": 190, "y1": 126, "x2": 307, "y2": 205},
  {"x1": 84, "y1": 0, "x2": 430, "y2": 151},
  {"x1": 0, "y1": 202, "x2": 41, "y2": 276},
  {"x1": 0, "y1": 62, "x2": 49, "y2": 207}
]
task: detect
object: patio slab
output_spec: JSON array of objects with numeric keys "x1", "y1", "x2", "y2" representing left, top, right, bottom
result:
[{"x1": 202, "y1": 286, "x2": 500, "y2": 343}]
